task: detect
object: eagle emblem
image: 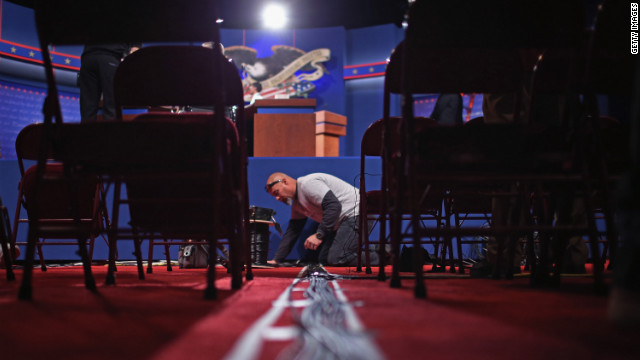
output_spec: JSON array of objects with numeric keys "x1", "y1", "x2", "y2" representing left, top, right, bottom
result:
[{"x1": 224, "y1": 45, "x2": 330, "y2": 102}]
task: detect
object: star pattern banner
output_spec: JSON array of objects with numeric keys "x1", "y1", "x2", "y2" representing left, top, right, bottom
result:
[{"x1": 0, "y1": 39, "x2": 80, "y2": 71}]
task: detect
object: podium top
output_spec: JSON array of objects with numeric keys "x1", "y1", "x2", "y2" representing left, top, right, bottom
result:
[{"x1": 253, "y1": 98, "x2": 316, "y2": 108}]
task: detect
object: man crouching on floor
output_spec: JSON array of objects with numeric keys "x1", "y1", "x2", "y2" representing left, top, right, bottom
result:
[{"x1": 265, "y1": 172, "x2": 379, "y2": 267}]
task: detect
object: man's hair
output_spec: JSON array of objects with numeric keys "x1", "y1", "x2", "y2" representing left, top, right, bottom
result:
[
  {"x1": 253, "y1": 82, "x2": 262, "y2": 92},
  {"x1": 267, "y1": 172, "x2": 289, "y2": 183}
]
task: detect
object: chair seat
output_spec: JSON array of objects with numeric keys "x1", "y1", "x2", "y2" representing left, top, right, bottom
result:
[
  {"x1": 414, "y1": 124, "x2": 575, "y2": 175},
  {"x1": 55, "y1": 120, "x2": 237, "y2": 175},
  {"x1": 22, "y1": 163, "x2": 103, "y2": 237},
  {"x1": 364, "y1": 190, "x2": 442, "y2": 214},
  {"x1": 449, "y1": 191, "x2": 494, "y2": 215},
  {"x1": 125, "y1": 177, "x2": 236, "y2": 236}
]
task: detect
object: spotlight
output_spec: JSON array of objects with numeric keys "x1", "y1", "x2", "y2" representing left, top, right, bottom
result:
[{"x1": 262, "y1": 3, "x2": 287, "y2": 29}]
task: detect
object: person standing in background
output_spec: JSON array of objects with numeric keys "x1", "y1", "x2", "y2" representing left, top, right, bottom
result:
[
  {"x1": 79, "y1": 43, "x2": 140, "y2": 122},
  {"x1": 247, "y1": 82, "x2": 263, "y2": 106},
  {"x1": 430, "y1": 93, "x2": 463, "y2": 125}
]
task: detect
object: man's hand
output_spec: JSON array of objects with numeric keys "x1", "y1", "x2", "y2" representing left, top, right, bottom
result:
[{"x1": 304, "y1": 234, "x2": 322, "y2": 251}]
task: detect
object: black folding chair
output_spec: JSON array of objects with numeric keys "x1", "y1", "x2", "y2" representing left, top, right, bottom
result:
[
  {"x1": 382, "y1": 0, "x2": 592, "y2": 297},
  {"x1": 21, "y1": 0, "x2": 249, "y2": 301},
  {"x1": 1, "y1": 197, "x2": 17, "y2": 282}
]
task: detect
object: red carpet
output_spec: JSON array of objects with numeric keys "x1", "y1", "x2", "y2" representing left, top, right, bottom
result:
[{"x1": 1, "y1": 264, "x2": 638, "y2": 359}]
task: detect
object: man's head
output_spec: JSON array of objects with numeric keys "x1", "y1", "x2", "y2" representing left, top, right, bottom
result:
[
  {"x1": 266, "y1": 172, "x2": 296, "y2": 205},
  {"x1": 250, "y1": 82, "x2": 262, "y2": 94}
]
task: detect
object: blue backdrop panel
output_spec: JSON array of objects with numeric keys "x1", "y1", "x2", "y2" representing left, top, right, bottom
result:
[
  {"x1": 345, "y1": 24, "x2": 404, "y2": 156},
  {"x1": 0, "y1": 1, "x2": 39, "y2": 46},
  {"x1": 0, "y1": 80, "x2": 80, "y2": 160}
]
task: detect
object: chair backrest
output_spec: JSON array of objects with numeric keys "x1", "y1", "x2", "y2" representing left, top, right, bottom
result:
[
  {"x1": 404, "y1": 0, "x2": 583, "y2": 49},
  {"x1": 15, "y1": 123, "x2": 56, "y2": 176},
  {"x1": 385, "y1": 43, "x2": 524, "y2": 96},
  {"x1": 384, "y1": 0, "x2": 585, "y2": 116},
  {"x1": 21, "y1": 163, "x2": 100, "y2": 222},
  {"x1": 360, "y1": 116, "x2": 441, "y2": 209},
  {"x1": 114, "y1": 45, "x2": 244, "y2": 113},
  {"x1": 526, "y1": 48, "x2": 585, "y2": 127},
  {"x1": 15, "y1": 123, "x2": 103, "y2": 233},
  {"x1": 361, "y1": 117, "x2": 438, "y2": 157},
  {"x1": 15, "y1": 122, "x2": 100, "y2": 208},
  {"x1": 112, "y1": 45, "x2": 247, "y2": 228},
  {"x1": 360, "y1": 116, "x2": 444, "y2": 212}
]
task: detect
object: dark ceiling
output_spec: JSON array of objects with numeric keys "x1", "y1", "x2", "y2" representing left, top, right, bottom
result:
[{"x1": 7, "y1": 0, "x2": 408, "y2": 29}]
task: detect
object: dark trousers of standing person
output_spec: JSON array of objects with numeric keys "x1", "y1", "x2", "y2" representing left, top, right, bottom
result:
[
  {"x1": 431, "y1": 93, "x2": 463, "y2": 125},
  {"x1": 79, "y1": 52, "x2": 121, "y2": 122},
  {"x1": 318, "y1": 216, "x2": 379, "y2": 266}
]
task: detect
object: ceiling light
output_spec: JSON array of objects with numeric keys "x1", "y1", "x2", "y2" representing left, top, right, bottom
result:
[{"x1": 263, "y1": 4, "x2": 287, "y2": 29}]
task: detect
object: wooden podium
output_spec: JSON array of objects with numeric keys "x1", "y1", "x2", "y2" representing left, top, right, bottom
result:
[
  {"x1": 251, "y1": 99, "x2": 347, "y2": 157},
  {"x1": 315, "y1": 110, "x2": 347, "y2": 157}
]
